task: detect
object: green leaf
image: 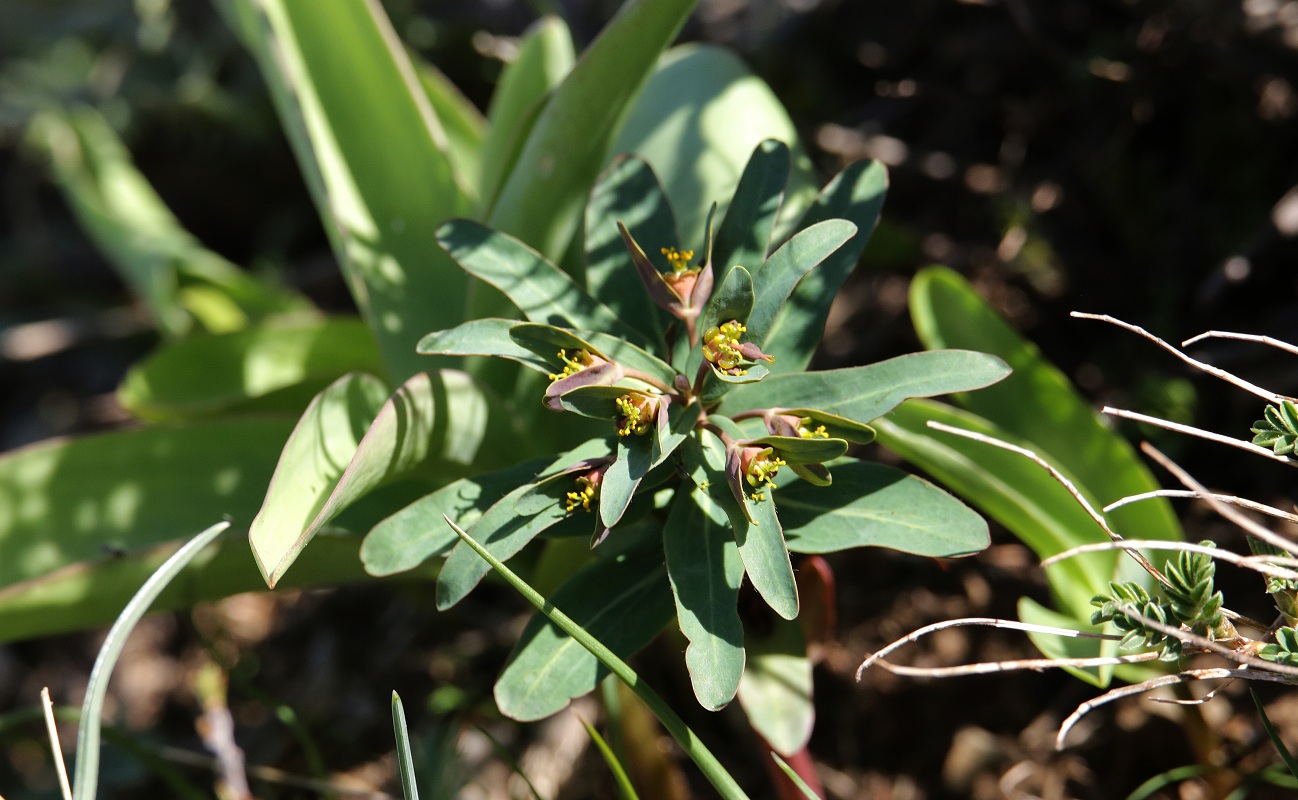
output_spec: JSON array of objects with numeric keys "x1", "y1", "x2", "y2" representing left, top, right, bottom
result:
[
  {"x1": 0, "y1": 418, "x2": 293, "y2": 593},
  {"x1": 417, "y1": 318, "x2": 553, "y2": 374},
  {"x1": 1017, "y1": 599, "x2": 1119, "y2": 688},
  {"x1": 27, "y1": 107, "x2": 309, "y2": 338},
  {"x1": 763, "y1": 160, "x2": 888, "y2": 373},
  {"x1": 748, "y1": 436, "x2": 848, "y2": 465},
  {"x1": 0, "y1": 531, "x2": 377, "y2": 644},
  {"x1": 735, "y1": 614, "x2": 813, "y2": 756},
  {"x1": 391, "y1": 692, "x2": 421, "y2": 800},
  {"x1": 221, "y1": 0, "x2": 467, "y2": 381},
  {"x1": 494, "y1": 531, "x2": 676, "y2": 722},
  {"x1": 448, "y1": 518, "x2": 750, "y2": 799},
  {"x1": 663, "y1": 487, "x2": 745, "y2": 711},
  {"x1": 437, "y1": 219, "x2": 645, "y2": 344},
  {"x1": 73, "y1": 522, "x2": 229, "y2": 800},
  {"x1": 873, "y1": 400, "x2": 1116, "y2": 618},
  {"x1": 250, "y1": 370, "x2": 505, "y2": 587},
  {"x1": 435, "y1": 484, "x2": 580, "y2": 610},
  {"x1": 610, "y1": 46, "x2": 817, "y2": 252},
  {"x1": 479, "y1": 16, "x2": 575, "y2": 211},
  {"x1": 699, "y1": 262, "x2": 755, "y2": 337},
  {"x1": 120, "y1": 317, "x2": 383, "y2": 420},
  {"x1": 778, "y1": 460, "x2": 988, "y2": 556},
  {"x1": 488, "y1": 0, "x2": 697, "y2": 263},
  {"x1": 601, "y1": 435, "x2": 654, "y2": 529},
  {"x1": 685, "y1": 430, "x2": 798, "y2": 619},
  {"x1": 361, "y1": 456, "x2": 559, "y2": 577},
  {"x1": 720, "y1": 350, "x2": 1011, "y2": 424},
  {"x1": 415, "y1": 59, "x2": 486, "y2": 210},
  {"x1": 712, "y1": 140, "x2": 790, "y2": 279},
  {"x1": 909, "y1": 266, "x2": 1182, "y2": 548},
  {"x1": 585, "y1": 155, "x2": 679, "y2": 345},
  {"x1": 746, "y1": 219, "x2": 856, "y2": 347}
]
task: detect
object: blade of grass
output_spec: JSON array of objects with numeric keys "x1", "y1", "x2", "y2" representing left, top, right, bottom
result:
[
  {"x1": 391, "y1": 692, "x2": 420, "y2": 800},
  {"x1": 42, "y1": 687, "x2": 72, "y2": 800},
  {"x1": 1252, "y1": 687, "x2": 1298, "y2": 778},
  {"x1": 771, "y1": 753, "x2": 822, "y2": 799},
  {"x1": 580, "y1": 718, "x2": 639, "y2": 800},
  {"x1": 72, "y1": 520, "x2": 229, "y2": 800},
  {"x1": 443, "y1": 515, "x2": 750, "y2": 800}
]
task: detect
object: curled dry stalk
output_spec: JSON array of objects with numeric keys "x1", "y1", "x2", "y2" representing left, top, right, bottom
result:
[{"x1": 858, "y1": 315, "x2": 1298, "y2": 753}]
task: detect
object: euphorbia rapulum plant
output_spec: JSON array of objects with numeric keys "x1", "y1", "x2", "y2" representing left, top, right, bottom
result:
[{"x1": 360, "y1": 140, "x2": 1011, "y2": 755}]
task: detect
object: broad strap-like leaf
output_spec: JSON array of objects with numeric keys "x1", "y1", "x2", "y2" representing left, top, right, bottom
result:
[
  {"x1": 220, "y1": 0, "x2": 467, "y2": 381},
  {"x1": 663, "y1": 486, "x2": 745, "y2": 711},
  {"x1": 415, "y1": 58, "x2": 486, "y2": 210},
  {"x1": 745, "y1": 219, "x2": 856, "y2": 347},
  {"x1": 120, "y1": 317, "x2": 383, "y2": 420},
  {"x1": 480, "y1": 16, "x2": 575, "y2": 212},
  {"x1": 762, "y1": 160, "x2": 888, "y2": 372},
  {"x1": 909, "y1": 265, "x2": 1182, "y2": 548},
  {"x1": 720, "y1": 350, "x2": 1011, "y2": 423},
  {"x1": 494, "y1": 530, "x2": 675, "y2": 722},
  {"x1": 610, "y1": 46, "x2": 818, "y2": 253},
  {"x1": 437, "y1": 219, "x2": 647, "y2": 345},
  {"x1": 778, "y1": 460, "x2": 987, "y2": 557},
  {"x1": 585, "y1": 155, "x2": 679, "y2": 345},
  {"x1": 250, "y1": 370, "x2": 508, "y2": 587},
  {"x1": 488, "y1": 0, "x2": 697, "y2": 264},
  {"x1": 711, "y1": 140, "x2": 790, "y2": 282}
]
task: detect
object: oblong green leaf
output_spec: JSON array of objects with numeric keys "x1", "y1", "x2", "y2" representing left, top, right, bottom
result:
[
  {"x1": 778, "y1": 461, "x2": 988, "y2": 556},
  {"x1": 250, "y1": 369, "x2": 505, "y2": 587},
  {"x1": 222, "y1": 0, "x2": 467, "y2": 380},
  {"x1": 909, "y1": 266, "x2": 1182, "y2": 547},
  {"x1": 600, "y1": 435, "x2": 653, "y2": 529},
  {"x1": 872, "y1": 399, "x2": 1115, "y2": 617},
  {"x1": 763, "y1": 160, "x2": 888, "y2": 373},
  {"x1": 720, "y1": 350, "x2": 1011, "y2": 423},
  {"x1": 438, "y1": 219, "x2": 645, "y2": 344},
  {"x1": 480, "y1": 16, "x2": 575, "y2": 210},
  {"x1": 664, "y1": 487, "x2": 745, "y2": 711},
  {"x1": 120, "y1": 317, "x2": 382, "y2": 420},
  {"x1": 73, "y1": 522, "x2": 229, "y2": 800},
  {"x1": 449, "y1": 518, "x2": 749, "y2": 799},
  {"x1": 746, "y1": 219, "x2": 856, "y2": 347},
  {"x1": 610, "y1": 46, "x2": 817, "y2": 252},
  {"x1": 361, "y1": 456, "x2": 557, "y2": 577},
  {"x1": 494, "y1": 531, "x2": 675, "y2": 722},
  {"x1": 712, "y1": 140, "x2": 790, "y2": 278},
  {"x1": 417, "y1": 318, "x2": 553, "y2": 374},
  {"x1": 488, "y1": 0, "x2": 697, "y2": 263},
  {"x1": 391, "y1": 691, "x2": 421, "y2": 800}
]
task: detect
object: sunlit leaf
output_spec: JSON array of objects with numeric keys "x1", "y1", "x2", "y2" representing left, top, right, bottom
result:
[
  {"x1": 746, "y1": 219, "x2": 856, "y2": 347},
  {"x1": 720, "y1": 350, "x2": 1011, "y2": 424},
  {"x1": 250, "y1": 370, "x2": 506, "y2": 587},
  {"x1": 778, "y1": 460, "x2": 988, "y2": 557},
  {"x1": 120, "y1": 317, "x2": 382, "y2": 420},
  {"x1": 736, "y1": 614, "x2": 813, "y2": 756},
  {"x1": 711, "y1": 140, "x2": 789, "y2": 280}
]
